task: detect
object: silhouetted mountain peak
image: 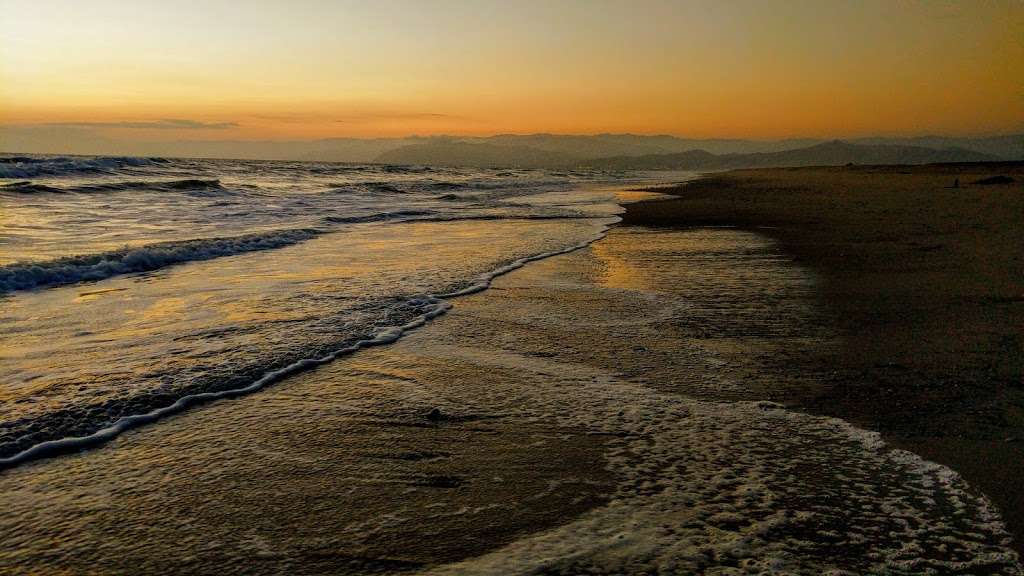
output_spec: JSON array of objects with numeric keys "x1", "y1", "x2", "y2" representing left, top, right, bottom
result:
[{"x1": 582, "y1": 141, "x2": 1000, "y2": 170}]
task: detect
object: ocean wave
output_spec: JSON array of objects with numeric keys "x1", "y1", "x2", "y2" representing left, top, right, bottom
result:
[
  {"x1": 0, "y1": 221, "x2": 617, "y2": 468},
  {"x1": 76, "y1": 178, "x2": 223, "y2": 193},
  {"x1": 325, "y1": 181, "x2": 408, "y2": 194},
  {"x1": 420, "y1": 213, "x2": 583, "y2": 224},
  {"x1": 0, "y1": 228, "x2": 322, "y2": 294},
  {"x1": 0, "y1": 181, "x2": 65, "y2": 194},
  {"x1": 363, "y1": 182, "x2": 405, "y2": 194},
  {"x1": 378, "y1": 164, "x2": 436, "y2": 174},
  {"x1": 326, "y1": 176, "x2": 572, "y2": 197},
  {"x1": 0, "y1": 156, "x2": 163, "y2": 178},
  {"x1": 0, "y1": 296, "x2": 453, "y2": 468},
  {"x1": 429, "y1": 177, "x2": 567, "y2": 192},
  {"x1": 321, "y1": 210, "x2": 584, "y2": 226},
  {"x1": 322, "y1": 210, "x2": 436, "y2": 224},
  {"x1": 0, "y1": 178, "x2": 223, "y2": 195},
  {"x1": 427, "y1": 181, "x2": 467, "y2": 190}
]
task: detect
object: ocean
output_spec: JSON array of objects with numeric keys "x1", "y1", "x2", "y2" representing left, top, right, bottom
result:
[
  {"x1": 0, "y1": 154, "x2": 1019, "y2": 574},
  {"x1": 0, "y1": 154, "x2": 652, "y2": 464}
]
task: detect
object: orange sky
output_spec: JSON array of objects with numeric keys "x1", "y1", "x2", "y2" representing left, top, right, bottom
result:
[{"x1": 2, "y1": 0, "x2": 1022, "y2": 141}]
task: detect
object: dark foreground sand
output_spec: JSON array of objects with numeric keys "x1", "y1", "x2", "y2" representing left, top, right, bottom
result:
[
  {"x1": 623, "y1": 163, "x2": 1024, "y2": 552},
  {"x1": 2, "y1": 216, "x2": 1020, "y2": 573}
]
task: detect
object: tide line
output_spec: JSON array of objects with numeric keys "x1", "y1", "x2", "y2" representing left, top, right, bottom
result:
[{"x1": 0, "y1": 217, "x2": 619, "y2": 470}]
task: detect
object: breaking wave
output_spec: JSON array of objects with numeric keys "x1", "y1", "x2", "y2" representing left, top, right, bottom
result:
[
  {"x1": 326, "y1": 181, "x2": 407, "y2": 194},
  {"x1": 0, "y1": 178, "x2": 223, "y2": 195},
  {"x1": 0, "y1": 181, "x2": 64, "y2": 194},
  {"x1": 321, "y1": 211, "x2": 583, "y2": 226},
  {"x1": 0, "y1": 156, "x2": 163, "y2": 178},
  {"x1": 427, "y1": 181, "x2": 467, "y2": 190},
  {"x1": 0, "y1": 221, "x2": 615, "y2": 467},
  {"x1": 0, "y1": 228, "x2": 322, "y2": 294},
  {"x1": 322, "y1": 210, "x2": 437, "y2": 224}
]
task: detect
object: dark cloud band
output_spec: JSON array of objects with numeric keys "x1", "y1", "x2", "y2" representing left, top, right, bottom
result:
[{"x1": 39, "y1": 119, "x2": 238, "y2": 130}]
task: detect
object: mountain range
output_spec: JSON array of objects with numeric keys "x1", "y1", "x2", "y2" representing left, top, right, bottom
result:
[
  {"x1": 3, "y1": 128, "x2": 1021, "y2": 168},
  {"x1": 577, "y1": 140, "x2": 999, "y2": 170},
  {"x1": 374, "y1": 135, "x2": 1019, "y2": 169}
]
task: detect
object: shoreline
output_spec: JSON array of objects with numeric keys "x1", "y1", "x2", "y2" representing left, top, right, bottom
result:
[
  {"x1": 620, "y1": 163, "x2": 1024, "y2": 553},
  {"x1": 3, "y1": 222, "x2": 1018, "y2": 573},
  {"x1": 0, "y1": 215, "x2": 620, "y2": 469},
  {"x1": 1, "y1": 171, "x2": 1021, "y2": 572}
]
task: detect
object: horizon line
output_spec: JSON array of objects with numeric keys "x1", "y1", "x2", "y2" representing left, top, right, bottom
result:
[{"x1": 3, "y1": 127, "x2": 1023, "y2": 144}]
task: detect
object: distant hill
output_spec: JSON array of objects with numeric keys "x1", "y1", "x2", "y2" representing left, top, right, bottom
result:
[
  {"x1": 4, "y1": 124, "x2": 1019, "y2": 165},
  {"x1": 850, "y1": 134, "x2": 1024, "y2": 161},
  {"x1": 375, "y1": 137, "x2": 1009, "y2": 169},
  {"x1": 374, "y1": 141, "x2": 581, "y2": 168},
  {"x1": 470, "y1": 134, "x2": 825, "y2": 157},
  {"x1": 582, "y1": 141, "x2": 1000, "y2": 170},
  {"x1": 370, "y1": 136, "x2": 867, "y2": 167}
]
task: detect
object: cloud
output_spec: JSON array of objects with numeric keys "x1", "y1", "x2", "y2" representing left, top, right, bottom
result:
[
  {"x1": 246, "y1": 114, "x2": 319, "y2": 124},
  {"x1": 334, "y1": 112, "x2": 461, "y2": 123},
  {"x1": 40, "y1": 118, "x2": 238, "y2": 130},
  {"x1": 240, "y1": 112, "x2": 463, "y2": 125}
]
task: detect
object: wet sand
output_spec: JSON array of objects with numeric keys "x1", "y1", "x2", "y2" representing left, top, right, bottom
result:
[
  {"x1": 622, "y1": 163, "x2": 1024, "y2": 553},
  {"x1": 1, "y1": 223, "x2": 1019, "y2": 574}
]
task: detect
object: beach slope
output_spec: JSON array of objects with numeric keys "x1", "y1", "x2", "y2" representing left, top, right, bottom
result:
[{"x1": 623, "y1": 163, "x2": 1024, "y2": 549}]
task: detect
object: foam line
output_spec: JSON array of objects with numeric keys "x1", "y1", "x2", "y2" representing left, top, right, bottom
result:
[
  {"x1": 0, "y1": 218, "x2": 618, "y2": 470},
  {"x1": 1, "y1": 215, "x2": 597, "y2": 296},
  {"x1": 0, "y1": 179, "x2": 222, "y2": 195},
  {"x1": 0, "y1": 228, "x2": 323, "y2": 294},
  {"x1": 322, "y1": 212, "x2": 583, "y2": 226},
  {"x1": 0, "y1": 156, "x2": 159, "y2": 178},
  {"x1": 436, "y1": 219, "x2": 618, "y2": 298},
  {"x1": 0, "y1": 297, "x2": 451, "y2": 468}
]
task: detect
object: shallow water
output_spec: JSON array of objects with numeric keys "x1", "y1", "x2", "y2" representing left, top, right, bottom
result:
[
  {"x1": 1, "y1": 154, "x2": 668, "y2": 463},
  {"x1": 0, "y1": 154, "x2": 1019, "y2": 574},
  {"x1": 0, "y1": 227, "x2": 1018, "y2": 575}
]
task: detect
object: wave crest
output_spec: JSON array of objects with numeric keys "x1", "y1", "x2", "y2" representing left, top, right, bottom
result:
[
  {"x1": 1, "y1": 178, "x2": 223, "y2": 195},
  {"x1": 0, "y1": 156, "x2": 162, "y2": 178},
  {"x1": 322, "y1": 210, "x2": 436, "y2": 224},
  {"x1": 0, "y1": 228, "x2": 321, "y2": 294},
  {"x1": 0, "y1": 181, "x2": 64, "y2": 194}
]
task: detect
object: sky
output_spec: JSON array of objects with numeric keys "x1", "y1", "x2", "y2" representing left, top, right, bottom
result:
[{"x1": 1, "y1": 0, "x2": 1022, "y2": 149}]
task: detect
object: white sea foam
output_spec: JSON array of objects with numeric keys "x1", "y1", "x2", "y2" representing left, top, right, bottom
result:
[
  {"x1": 0, "y1": 220, "x2": 618, "y2": 468},
  {"x1": 436, "y1": 221, "x2": 616, "y2": 299},
  {"x1": 0, "y1": 155, "x2": 159, "y2": 178},
  {"x1": 0, "y1": 213, "x2": 599, "y2": 295},
  {"x1": 415, "y1": 347, "x2": 1021, "y2": 575},
  {"x1": 0, "y1": 228, "x2": 323, "y2": 293},
  {"x1": 322, "y1": 209, "x2": 437, "y2": 224},
  {"x1": 0, "y1": 178, "x2": 224, "y2": 195},
  {"x1": 0, "y1": 296, "x2": 450, "y2": 467}
]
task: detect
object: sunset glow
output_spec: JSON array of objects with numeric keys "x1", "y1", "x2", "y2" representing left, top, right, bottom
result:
[
  {"x1": 3, "y1": 2, "x2": 1024, "y2": 572},
  {"x1": 2, "y1": 0, "x2": 1022, "y2": 144}
]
